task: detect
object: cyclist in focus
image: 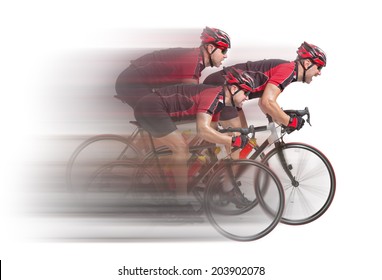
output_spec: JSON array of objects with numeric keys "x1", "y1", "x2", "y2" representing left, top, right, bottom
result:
[
  {"x1": 115, "y1": 27, "x2": 231, "y2": 108},
  {"x1": 203, "y1": 41, "x2": 327, "y2": 133},
  {"x1": 132, "y1": 68, "x2": 257, "y2": 208}
]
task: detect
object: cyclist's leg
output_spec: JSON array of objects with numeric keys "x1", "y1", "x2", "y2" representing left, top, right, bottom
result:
[
  {"x1": 212, "y1": 107, "x2": 253, "y2": 206},
  {"x1": 134, "y1": 95, "x2": 190, "y2": 204},
  {"x1": 217, "y1": 107, "x2": 241, "y2": 160},
  {"x1": 154, "y1": 131, "x2": 189, "y2": 202}
]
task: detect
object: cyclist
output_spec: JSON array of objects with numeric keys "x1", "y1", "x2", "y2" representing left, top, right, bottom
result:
[
  {"x1": 133, "y1": 67, "x2": 256, "y2": 208},
  {"x1": 115, "y1": 27, "x2": 231, "y2": 108},
  {"x1": 203, "y1": 41, "x2": 327, "y2": 132}
]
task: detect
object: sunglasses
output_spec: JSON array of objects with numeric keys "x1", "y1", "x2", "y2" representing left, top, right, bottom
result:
[
  {"x1": 221, "y1": 48, "x2": 228, "y2": 55},
  {"x1": 309, "y1": 59, "x2": 323, "y2": 71},
  {"x1": 232, "y1": 88, "x2": 251, "y2": 97},
  {"x1": 215, "y1": 46, "x2": 228, "y2": 55}
]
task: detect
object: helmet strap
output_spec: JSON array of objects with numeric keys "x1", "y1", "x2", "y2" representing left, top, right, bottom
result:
[
  {"x1": 204, "y1": 44, "x2": 218, "y2": 67},
  {"x1": 228, "y1": 85, "x2": 240, "y2": 107},
  {"x1": 199, "y1": 46, "x2": 206, "y2": 68},
  {"x1": 299, "y1": 60, "x2": 307, "y2": 83},
  {"x1": 299, "y1": 59, "x2": 314, "y2": 83}
]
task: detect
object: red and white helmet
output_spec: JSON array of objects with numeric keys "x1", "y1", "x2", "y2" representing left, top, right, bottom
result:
[
  {"x1": 200, "y1": 27, "x2": 231, "y2": 49},
  {"x1": 297, "y1": 41, "x2": 327, "y2": 67},
  {"x1": 223, "y1": 67, "x2": 255, "y2": 94}
]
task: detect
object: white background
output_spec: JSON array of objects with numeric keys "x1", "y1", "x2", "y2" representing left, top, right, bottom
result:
[{"x1": 1, "y1": 0, "x2": 381, "y2": 279}]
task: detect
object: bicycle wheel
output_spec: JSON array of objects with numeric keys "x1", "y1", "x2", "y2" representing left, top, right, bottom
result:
[
  {"x1": 204, "y1": 160, "x2": 284, "y2": 242},
  {"x1": 66, "y1": 134, "x2": 142, "y2": 192},
  {"x1": 87, "y1": 160, "x2": 163, "y2": 205},
  {"x1": 262, "y1": 143, "x2": 336, "y2": 225}
]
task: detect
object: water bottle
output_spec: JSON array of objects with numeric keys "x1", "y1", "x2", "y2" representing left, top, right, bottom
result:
[
  {"x1": 188, "y1": 155, "x2": 207, "y2": 178},
  {"x1": 239, "y1": 138, "x2": 257, "y2": 159}
]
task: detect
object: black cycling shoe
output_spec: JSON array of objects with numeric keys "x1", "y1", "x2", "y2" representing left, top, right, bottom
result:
[{"x1": 222, "y1": 187, "x2": 251, "y2": 209}]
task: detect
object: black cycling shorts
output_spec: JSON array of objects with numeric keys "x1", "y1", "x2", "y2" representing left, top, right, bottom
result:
[
  {"x1": 133, "y1": 93, "x2": 177, "y2": 138},
  {"x1": 115, "y1": 84, "x2": 153, "y2": 108}
]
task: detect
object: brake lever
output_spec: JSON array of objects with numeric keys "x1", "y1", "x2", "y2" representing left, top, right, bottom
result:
[{"x1": 304, "y1": 107, "x2": 312, "y2": 126}]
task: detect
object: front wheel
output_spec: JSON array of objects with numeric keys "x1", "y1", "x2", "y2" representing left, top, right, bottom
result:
[
  {"x1": 262, "y1": 143, "x2": 336, "y2": 225},
  {"x1": 204, "y1": 160, "x2": 284, "y2": 242}
]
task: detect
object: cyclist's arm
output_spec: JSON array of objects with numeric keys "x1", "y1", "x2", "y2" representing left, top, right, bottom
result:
[
  {"x1": 258, "y1": 83, "x2": 290, "y2": 126},
  {"x1": 196, "y1": 113, "x2": 232, "y2": 146}
]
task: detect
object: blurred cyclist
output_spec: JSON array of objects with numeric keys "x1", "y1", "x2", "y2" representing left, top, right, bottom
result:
[
  {"x1": 133, "y1": 68, "x2": 256, "y2": 208},
  {"x1": 115, "y1": 27, "x2": 231, "y2": 108},
  {"x1": 203, "y1": 41, "x2": 327, "y2": 132}
]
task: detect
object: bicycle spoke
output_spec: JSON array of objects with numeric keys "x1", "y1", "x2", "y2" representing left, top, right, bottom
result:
[
  {"x1": 67, "y1": 135, "x2": 141, "y2": 192},
  {"x1": 263, "y1": 143, "x2": 335, "y2": 225},
  {"x1": 204, "y1": 160, "x2": 284, "y2": 241}
]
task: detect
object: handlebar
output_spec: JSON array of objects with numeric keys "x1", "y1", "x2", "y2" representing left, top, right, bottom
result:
[
  {"x1": 218, "y1": 124, "x2": 268, "y2": 135},
  {"x1": 219, "y1": 107, "x2": 312, "y2": 136},
  {"x1": 283, "y1": 107, "x2": 311, "y2": 126}
]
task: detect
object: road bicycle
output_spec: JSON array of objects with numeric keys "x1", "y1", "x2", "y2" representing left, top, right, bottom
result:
[
  {"x1": 221, "y1": 107, "x2": 336, "y2": 225},
  {"x1": 65, "y1": 107, "x2": 335, "y2": 238},
  {"x1": 66, "y1": 121, "x2": 285, "y2": 242}
]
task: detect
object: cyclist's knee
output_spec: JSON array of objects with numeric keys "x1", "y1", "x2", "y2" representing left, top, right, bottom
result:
[{"x1": 157, "y1": 130, "x2": 189, "y2": 157}]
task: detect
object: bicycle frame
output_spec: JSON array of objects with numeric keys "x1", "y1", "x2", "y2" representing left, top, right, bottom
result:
[
  {"x1": 142, "y1": 133, "x2": 222, "y2": 196},
  {"x1": 247, "y1": 122, "x2": 298, "y2": 186},
  {"x1": 220, "y1": 109, "x2": 312, "y2": 188}
]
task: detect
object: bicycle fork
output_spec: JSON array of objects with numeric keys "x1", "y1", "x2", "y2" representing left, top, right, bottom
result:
[{"x1": 275, "y1": 142, "x2": 299, "y2": 187}]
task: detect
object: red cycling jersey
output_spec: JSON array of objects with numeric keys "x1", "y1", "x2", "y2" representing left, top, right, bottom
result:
[
  {"x1": 117, "y1": 47, "x2": 204, "y2": 86},
  {"x1": 203, "y1": 59, "x2": 296, "y2": 99},
  {"x1": 115, "y1": 47, "x2": 205, "y2": 108},
  {"x1": 133, "y1": 84, "x2": 225, "y2": 137},
  {"x1": 203, "y1": 59, "x2": 296, "y2": 121}
]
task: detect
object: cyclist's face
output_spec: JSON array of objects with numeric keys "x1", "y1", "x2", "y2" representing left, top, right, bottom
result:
[
  {"x1": 233, "y1": 89, "x2": 249, "y2": 108},
  {"x1": 211, "y1": 47, "x2": 228, "y2": 67},
  {"x1": 305, "y1": 61, "x2": 322, "y2": 84}
]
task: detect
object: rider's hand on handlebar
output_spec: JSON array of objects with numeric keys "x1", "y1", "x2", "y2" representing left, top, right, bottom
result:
[
  {"x1": 283, "y1": 115, "x2": 305, "y2": 133},
  {"x1": 231, "y1": 134, "x2": 249, "y2": 149}
]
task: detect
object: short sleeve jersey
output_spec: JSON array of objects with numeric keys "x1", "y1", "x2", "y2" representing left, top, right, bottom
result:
[
  {"x1": 121, "y1": 48, "x2": 204, "y2": 86},
  {"x1": 155, "y1": 84, "x2": 225, "y2": 121},
  {"x1": 203, "y1": 59, "x2": 296, "y2": 99}
]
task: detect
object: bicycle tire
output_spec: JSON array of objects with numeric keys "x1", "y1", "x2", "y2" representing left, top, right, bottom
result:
[
  {"x1": 66, "y1": 134, "x2": 142, "y2": 191},
  {"x1": 204, "y1": 160, "x2": 284, "y2": 242},
  {"x1": 262, "y1": 142, "x2": 336, "y2": 225},
  {"x1": 88, "y1": 159, "x2": 164, "y2": 204}
]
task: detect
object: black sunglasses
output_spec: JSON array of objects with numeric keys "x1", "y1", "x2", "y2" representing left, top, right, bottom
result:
[
  {"x1": 232, "y1": 87, "x2": 251, "y2": 97},
  {"x1": 310, "y1": 59, "x2": 323, "y2": 71},
  {"x1": 216, "y1": 47, "x2": 228, "y2": 55}
]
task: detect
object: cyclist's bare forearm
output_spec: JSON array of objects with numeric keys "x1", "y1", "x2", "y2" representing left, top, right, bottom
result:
[
  {"x1": 196, "y1": 113, "x2": 231, "y2": 146},
  {"x1": 258, "y1": 84, "x2": 290, "y2": 126}
]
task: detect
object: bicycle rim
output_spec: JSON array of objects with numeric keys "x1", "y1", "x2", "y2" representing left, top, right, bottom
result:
[
  {"x1": 66, "y1": 134, "x2": 141, "y2": 191},
  {"x1": 204, "y1": 160, "x2": 284, "y2": 241},
  {"x1": 263, "y1": 143, "x2": 336, "y2": 225}
]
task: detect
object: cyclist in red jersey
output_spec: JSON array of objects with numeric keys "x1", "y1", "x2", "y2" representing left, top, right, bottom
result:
[
  {"x1": 203, "y1": 42, "x2": 327, "y2": 132},
  {"x1": 134, "y1": 68, "x2": 257, "y2": 207},
  {"x1": 115, "y1": 27, "x2": 231, "y2": 108}
]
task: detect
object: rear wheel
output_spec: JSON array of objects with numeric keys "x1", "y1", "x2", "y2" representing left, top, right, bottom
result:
[{"x1": 66, "y1": 134, "x2": 141, "y2": 192}]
